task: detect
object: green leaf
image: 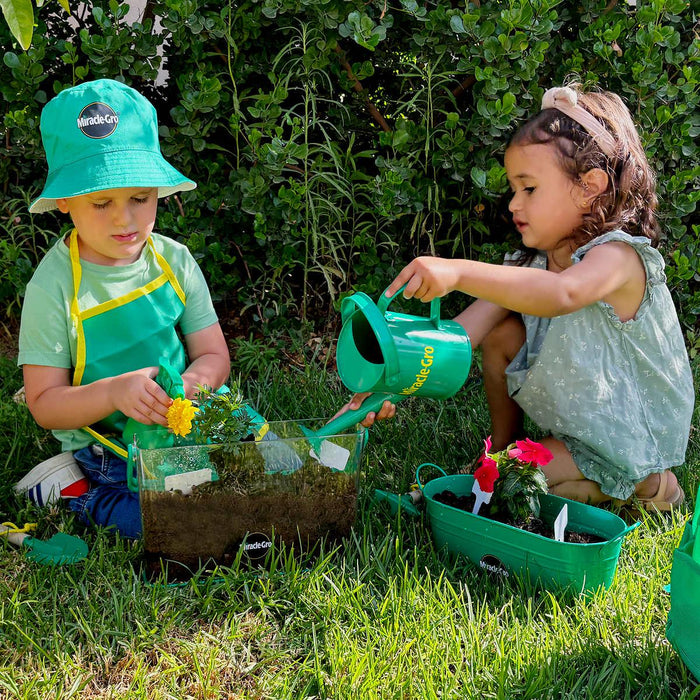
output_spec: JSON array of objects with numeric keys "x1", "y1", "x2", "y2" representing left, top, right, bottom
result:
[
  {"x1": 501, "y1": 91, "x2": 516, "y2": 114},
  {"x1": 0, "y1": 0, "x2": 34, "y2": 50},
  {"x1": 3, "y1": 50, "x2": 20, "y2": 68},
  {"x1": 450, "y1": 15, "x2": 466, "y2": 34},
  {"x1": 470, "y1": 167, "x2": 486, "y2": 189}
]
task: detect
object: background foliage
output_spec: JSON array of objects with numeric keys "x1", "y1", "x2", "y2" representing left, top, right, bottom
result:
[{"x1": 1, "y1": 0, "x2": 698, "y2": 343}]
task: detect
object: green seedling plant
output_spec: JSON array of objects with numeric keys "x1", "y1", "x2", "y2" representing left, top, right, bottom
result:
[{"x1": 189, "y1": 385, "x2": 254, "y2": 452}]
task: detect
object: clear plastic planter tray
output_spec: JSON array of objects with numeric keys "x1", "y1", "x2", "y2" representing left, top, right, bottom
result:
[{"x1": 130, "y1": 420, "x2": 366, "y2": 580}]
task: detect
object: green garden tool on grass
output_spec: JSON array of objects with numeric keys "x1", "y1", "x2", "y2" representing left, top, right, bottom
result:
[{"x1": 0, "y1": 522, "x2": 88, "y2": 565}]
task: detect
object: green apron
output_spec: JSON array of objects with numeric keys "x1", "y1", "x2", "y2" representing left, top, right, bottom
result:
[{"x1": 68, "y1": 229, "x2": 187, "y2": 459}]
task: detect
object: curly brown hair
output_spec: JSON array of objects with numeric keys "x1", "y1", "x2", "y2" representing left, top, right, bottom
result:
[{"x1": 509, "y1": 83, "x2": 660, "y2": 248}]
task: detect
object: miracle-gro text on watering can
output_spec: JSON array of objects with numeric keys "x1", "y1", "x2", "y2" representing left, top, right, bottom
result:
[{"x1": 336, "y1": 285, "x2": 472, "y2": 416}]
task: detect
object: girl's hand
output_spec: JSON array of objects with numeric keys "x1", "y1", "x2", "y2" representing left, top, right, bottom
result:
[
  {"x1": 332, "y1": 392, "x2": 396, "y2": 427},
  {"x1": 109, "y1": 368, "x2": 172, "y2": 426},
  {"x1": 385, "y1": 257, "x2": 463, "y2": 302}
]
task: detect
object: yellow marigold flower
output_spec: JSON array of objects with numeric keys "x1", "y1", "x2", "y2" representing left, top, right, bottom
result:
[{"x1": 167, "y1": 397, "x2": 198, "y2": 437}]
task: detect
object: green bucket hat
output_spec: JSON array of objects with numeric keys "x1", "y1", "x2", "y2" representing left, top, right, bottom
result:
[{"x1": 29, "y1": 79, "x2": 196, "y2": 214}]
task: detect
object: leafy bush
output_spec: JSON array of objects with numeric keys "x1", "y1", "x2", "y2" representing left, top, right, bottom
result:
[{"x1": 1, "y1": 0, "x2": 698, "y2": 339}]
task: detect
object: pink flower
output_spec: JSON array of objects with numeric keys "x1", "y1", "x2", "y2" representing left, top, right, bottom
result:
[
  {"x1": 483, "y1": 435, "x2": 492, "y2": 455},
  {"x1": 507, "y1": 438, "x2": 553, "y2": 467},
  {"x1": 474, "y1": 457, "x2": 500, "y2": 492}
]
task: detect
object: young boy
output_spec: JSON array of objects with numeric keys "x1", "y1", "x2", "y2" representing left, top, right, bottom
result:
[{"x1": 16, "y1": 79, "x2": 231, "y2": 538}]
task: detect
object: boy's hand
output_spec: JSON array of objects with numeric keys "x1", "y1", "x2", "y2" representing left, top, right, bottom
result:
[
  {"x1": 110, "y1": 368, "x2": 172, "y2": 425},
  {"x1": 332, "y1": 392, "x2": 396, "y2": 428},
  {"x1": 385, "y1": 256, "x2": 462, "y2": 302}
]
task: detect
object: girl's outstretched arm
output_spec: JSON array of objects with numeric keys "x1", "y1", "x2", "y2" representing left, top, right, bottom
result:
[{"x1": 385, "y1": 241, "x2": 645, "y2": 320}]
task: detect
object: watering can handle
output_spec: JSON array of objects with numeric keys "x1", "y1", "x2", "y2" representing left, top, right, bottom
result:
[
  {"x1": 378, "y1": 285, "x2": 442, "y2": 329},
  {"x1": 606, "y1": 520, "x2": 641, "y2": 544},
  {"x1": 415, "y1": 462, "x2": 449, "y2": 490}
]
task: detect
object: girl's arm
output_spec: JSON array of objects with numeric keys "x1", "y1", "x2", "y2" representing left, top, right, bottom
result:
[
  {"x1": 386, "y1": 241, "x2": 645, "y2": 320},
  {"x1": 181, "y1": 322, "x2": 231, "y2": 399}
]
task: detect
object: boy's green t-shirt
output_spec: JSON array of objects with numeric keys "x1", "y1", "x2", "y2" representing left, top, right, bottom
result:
[{"x1": 18, "y1": 232, "x2": 219, "y2": 452}]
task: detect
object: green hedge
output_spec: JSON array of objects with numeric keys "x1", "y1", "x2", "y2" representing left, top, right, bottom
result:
[{"x1": 2, "y1": 0, "x2": 698, "y2": 344}]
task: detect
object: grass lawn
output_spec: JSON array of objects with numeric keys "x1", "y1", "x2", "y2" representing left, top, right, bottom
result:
[{"x1": 0, "y1": 351, "x2": 698, "y2": 699}]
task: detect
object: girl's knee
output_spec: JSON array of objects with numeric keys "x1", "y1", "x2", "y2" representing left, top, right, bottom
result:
[{"x1": 482, "y1": 314, "x2": 525, "y2": 366}]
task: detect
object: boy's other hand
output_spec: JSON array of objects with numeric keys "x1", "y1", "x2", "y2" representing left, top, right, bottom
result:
[
  {"x1": 385, "y1": 256, "x2": 462, "y2": 302},
  {"x1": 332, "y1": 392, "x2": 396, "y2": 428},
  {"x1": 111, "y1": 368, "x2": 172, "y2": 425}
]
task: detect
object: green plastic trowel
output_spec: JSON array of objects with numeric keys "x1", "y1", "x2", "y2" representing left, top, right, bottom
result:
[{"x1": 0, "y1": 522, "x2": 88, "y2": 565}]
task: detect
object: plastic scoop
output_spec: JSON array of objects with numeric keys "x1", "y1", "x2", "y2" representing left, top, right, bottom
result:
[
  {"x1": 257, "y1": 430, "x2": 304, "y2": 474},
  {"x1": 0, "y1": 522, "x2": 88, "y2": 565}
]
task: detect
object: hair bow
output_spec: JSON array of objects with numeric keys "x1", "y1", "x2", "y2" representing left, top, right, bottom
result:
[{"x1": 541, "y1": 86, "x2": 616, "y2": 157}]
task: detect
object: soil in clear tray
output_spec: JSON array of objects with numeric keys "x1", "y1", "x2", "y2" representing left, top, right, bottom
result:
[
  {"x1": 433, "y1": 489, "x2": 605, "y2": 544},
  {"x1": 140, "y1": 451, "x2": 358, "y2": 582}
]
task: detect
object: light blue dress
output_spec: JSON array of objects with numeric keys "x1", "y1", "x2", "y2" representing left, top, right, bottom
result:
[{"x1": 505, "y1": 231, "x2": 694, "y2": 499}]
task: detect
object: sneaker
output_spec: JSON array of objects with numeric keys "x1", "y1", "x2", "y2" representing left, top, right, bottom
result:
[{"x1": 15, "y1": 452, "x2": 89, "y2": 507}]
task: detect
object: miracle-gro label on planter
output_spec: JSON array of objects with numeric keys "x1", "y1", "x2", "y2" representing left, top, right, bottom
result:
[{"x1": 242, "y1": 532, "x2": 273, "y2": 561}]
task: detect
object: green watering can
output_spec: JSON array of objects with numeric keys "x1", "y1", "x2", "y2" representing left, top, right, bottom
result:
[{"x1": 302, "y1": 284, "x2": 473, "y2": 446}]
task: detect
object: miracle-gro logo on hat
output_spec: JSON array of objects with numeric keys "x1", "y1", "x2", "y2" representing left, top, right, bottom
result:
[{"x1": 77, "y1": 102, "x2": 119, "y2": 139}]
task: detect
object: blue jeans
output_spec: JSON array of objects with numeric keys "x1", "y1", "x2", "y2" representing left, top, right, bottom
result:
[{"x1": 69, "y1": 445, "x2": 142, "y2": 539}]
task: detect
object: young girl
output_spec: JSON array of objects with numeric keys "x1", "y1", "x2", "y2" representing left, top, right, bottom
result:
[{"x1": 349, "y1": 84, "x2": 694, "y2": 510}]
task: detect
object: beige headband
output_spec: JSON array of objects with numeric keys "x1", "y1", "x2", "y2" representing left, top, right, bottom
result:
[{"x1": 541, "y1": 87, "x2": 617, "y2": 158}]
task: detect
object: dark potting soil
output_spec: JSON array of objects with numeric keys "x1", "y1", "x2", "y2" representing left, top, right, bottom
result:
[
  {"x1": 432, "y1": 489, "x2": 605, "y2": 544},
  {"x1": 140, "y1": 455, "x2": 358, "y2": 582}
]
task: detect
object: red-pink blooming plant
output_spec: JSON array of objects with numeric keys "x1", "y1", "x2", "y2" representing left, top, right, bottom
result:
[
  {"x1": 507, "y1": 438, "x2": 554, "y2": 467},
  {"x1": 474, "y1": 458, "x2": 500, "y2": 493},
  {"x1": 476, "y1": 436, "x2": 552, "y2": 523}
]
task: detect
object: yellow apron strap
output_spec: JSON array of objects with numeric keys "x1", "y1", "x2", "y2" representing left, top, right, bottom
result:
[
  {"x1": 69, "y1": 230, "x2": 88, "y2": 386},
  {"x1": 82, "y1": 427, "x2": 129, "y2": 460},
  {"x1": 70, "y1": 234, "x2": 185, "y2": 457},
  {"x1": 149, "y1": 238, "x2": 186, "y2": 306}
]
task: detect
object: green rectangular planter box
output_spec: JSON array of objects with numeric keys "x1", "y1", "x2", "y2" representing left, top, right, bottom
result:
[{"x1": 421, "y1": 473, "x2": 638, "y2": 594}]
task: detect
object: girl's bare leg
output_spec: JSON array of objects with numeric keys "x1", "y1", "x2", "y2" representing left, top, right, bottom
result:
[
  {"x1": 481, "y1": 314, "x2": 526, "y2": 451},
  {"x1": 538, "y1": 437, "x2": 609, "y2": 505}
]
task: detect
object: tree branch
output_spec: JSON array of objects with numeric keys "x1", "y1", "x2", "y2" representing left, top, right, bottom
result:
[{"x1": 334, "y1": 44, "x2": 392, "y2": 133}]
